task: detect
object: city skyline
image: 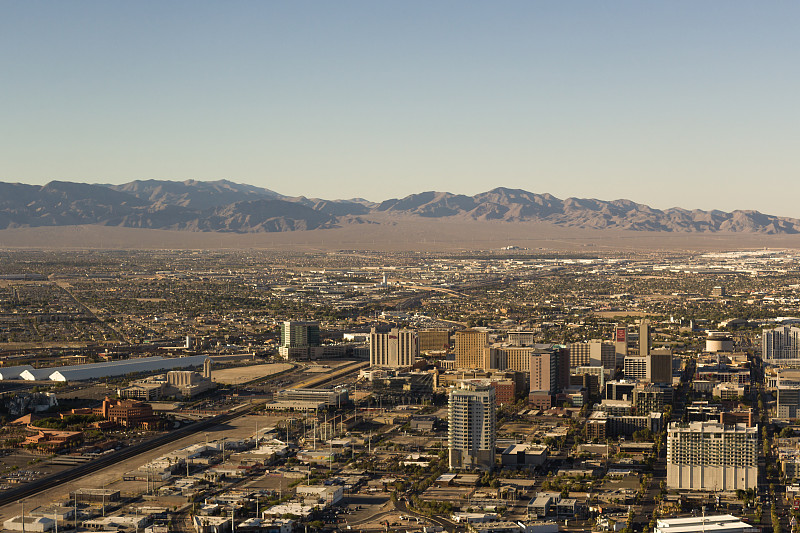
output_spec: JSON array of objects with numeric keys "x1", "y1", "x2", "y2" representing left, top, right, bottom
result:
[{"x1": 2, "y1": 2, "x2": 799, "y2": 217}]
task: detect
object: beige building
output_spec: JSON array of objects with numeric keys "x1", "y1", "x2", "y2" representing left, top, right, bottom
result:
[
  {"x1": 369, "y1": 327, "x2": 418, "y2": 369},
  {"x1": 567, "y1": 341, "x2": 616, "y2": 369},
  {"x1": 454, "y1": 329, "x2": 489, "y2": 370},
  {"x1": 667, "y1": 422, "x2": 758, "y2": 491},
  {"x1": 486, "y1": 345, "x2": 537, "y2": 373},
  {"x1": 639, "y1": 319, "x2": 651, "y2": 356}
]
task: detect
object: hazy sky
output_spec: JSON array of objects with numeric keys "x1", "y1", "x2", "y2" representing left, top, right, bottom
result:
[{"x1": 2, "y1": 2, "x2": 798, "y2": 216}]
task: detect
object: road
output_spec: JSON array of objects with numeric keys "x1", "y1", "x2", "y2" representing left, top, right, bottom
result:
[
  {"x1": 394, "y1": 499, "x2": 462, "y2": 533},
  {"x1": 0, "y1": 361, "x2": 367, "y2": 519}
]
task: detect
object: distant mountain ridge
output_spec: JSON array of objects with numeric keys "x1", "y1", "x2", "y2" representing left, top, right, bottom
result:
[{"x1": 0, "y1": 180, "x2": 796, "y2": 234}]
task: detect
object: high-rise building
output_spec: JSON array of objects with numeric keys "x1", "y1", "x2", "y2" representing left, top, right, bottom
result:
[
  {"x1": 605, "y1": 380, "x2": 636, "y2": 401},
  {"x1": 667, "y1": 422, "x2": 758, "y2": 491},
  {"x1": 571, "y1": 366, "x2": 605, "y2": 397},
  {"x1": 418, "y1": 329, "x2": 451, "y2": 353},
  {"x1": 763, "y1": 326, "x2": 800, "y2": 361},
  {"x1": 624, "y1": 356, "x2": 647, "y2": 380},
  {"x1": 280, "y1": 321, "x2": 320, "y2": 348},
  {"x1": 778, "y1": 386, "x2": 800, "y2": 419},
  {"x1": 279, "y1": 321, "x2": 321, "y2": 359},
  {"x1": 369, "y1": 327, "x2": 419, "y2": 369},
  {"x1": 529, "y1": 351, "x2": 557, "y2": 395},
  {"x1": 454, "y1": 329, "x2": 489, "y2": 370},
  {"x1": 639, "y1": 319, "x2": 651, "y2": 357},
  {"x1": 567, "y1": 341, "x2": 616, "y2": 368},
  {"x1": 624, "y1": 350, "x2": 672, "y2": 384},
  {"x1": 487, "y1": 345, "x2": 536, "y2": 373},
  {"x1": 529, "y1": 346, "x2": 570, "y2": 395},
  {"x1": 614, "y1": 325, "x2": 628, "y2": 364},
  {"x1": 448, "y1": 380, "x2": 496, "y2": 471},
  {"x1": 633, "y1": 383, "x2": 673, "y2": 415},
  {"x1": 507, "y1": 331, "x2": 536, "y2": 347},
  {"x1": 647, "y1": 349, "x2": 673, "y2": 384}
]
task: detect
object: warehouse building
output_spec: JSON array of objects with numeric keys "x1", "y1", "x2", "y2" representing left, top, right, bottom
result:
[
  {"x1": 20, "y1": 355, "x2": 208, "y2": 382},
  {"x1": 0, "y1": 365, "x2": 34, "y2": 380}
]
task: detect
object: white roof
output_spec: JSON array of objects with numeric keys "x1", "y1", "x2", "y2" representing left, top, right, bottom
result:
[
  {"x1": 656, "y1": 514, "x2": 756, "y2": 533},
  {"x1": 47, "y1": 355, "x2": 208, "y2": 382},
  {"x1": 20, "y1": 368, "x2": 56, "y2": 381},
  {"x1": 0, "y1": 365, "x2": 34, "y2": 380}
]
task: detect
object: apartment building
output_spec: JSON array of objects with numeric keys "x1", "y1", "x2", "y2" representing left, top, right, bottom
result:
[
  {"x1": 763, "y1": 325, "x2": 800, "y2": 361},
  {"x1": 666, "y1": 422, "x2": 758, "y2": 491},
  {"x1": 448, "y1": 380, "x2": 496, "y2": 471}
]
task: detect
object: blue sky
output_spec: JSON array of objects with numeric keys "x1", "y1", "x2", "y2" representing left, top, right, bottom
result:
[{"x1": 1, "y1": 2, "x2": 798, "y2": 216}]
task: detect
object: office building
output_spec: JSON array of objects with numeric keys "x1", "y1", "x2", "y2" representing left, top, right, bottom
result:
[
  {"x1": 667, "y1": 422, "x2": 758, "y2": 491},
  {"x1": 763, "y1": 325, "x2": 800, "y2": 361},
  {"x1": 778, "y1": 385, "x2": 800, "y2": 419},
  {"x1": 280, "y1": 321, "x2": 320, "y2": 348},
  {"x1": 369, "y1": 327, "x2": 418, "y2": 369},
  {"x1": 624, "y1": 356, "x2": 647, "y2": 380},
  {"x1": 571, "y1": 366, "x2": 605, "y2": 397},
  {"x1": 279, "y1": 321, "x2": 321, "y2": 360},
  {"x1": 648, "y1": 349, "x2": 673, "y2": 384},
  {"x1": 454, "y1": 329, "x2": 489, "y2": 370},
  {"x1": 706, "y1": 331, "x2": 734, "y2": 353},
  {"x1": 711, "y1": 286, "x2": 727, "y2": 298},
  {"x1": 624, "y1": 351, "x2": 672, "y2": 384},
  {"x1": 448, "y1": 380, "x2": 496, "y2": 471},
  {"x1": 93, "y1": 398, "x2": 160, "y2": 429},
  {"x1": 528, "y1": 347, "x2": 568, "y2": 393},
  {"x1": 639, "y1": 319, "x2": 651, "y2": 356},
  {"x1": 587, "y1": 411, "x2": 662, "y2": 440}
]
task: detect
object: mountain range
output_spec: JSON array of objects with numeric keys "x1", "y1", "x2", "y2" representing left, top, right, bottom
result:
[{"x1": 0, "y1": 179, "x2": 796, "y2": 234}]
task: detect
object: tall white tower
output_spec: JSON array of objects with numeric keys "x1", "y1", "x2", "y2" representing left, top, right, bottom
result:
[{"x1": 448, "y1": 380, "x2": 496, "y2": 471}]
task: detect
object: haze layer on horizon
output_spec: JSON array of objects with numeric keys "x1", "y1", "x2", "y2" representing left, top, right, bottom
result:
[{"x1": 1, "y1": 2, "x2": 798, "y2": 216}]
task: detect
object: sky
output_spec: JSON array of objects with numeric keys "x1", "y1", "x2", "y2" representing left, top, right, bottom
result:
[{"x1": 1, "y1": 2, "x2": 799, "y2": 216}]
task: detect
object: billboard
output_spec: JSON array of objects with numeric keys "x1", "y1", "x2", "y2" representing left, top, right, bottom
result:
[{"x1": 615, "y1": 327, "x2": 627, "y2": 343}]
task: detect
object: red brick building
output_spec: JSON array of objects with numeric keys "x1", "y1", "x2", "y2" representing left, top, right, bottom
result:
[{"x1": 93, "y1": 397, "x2": 161, "y2": 428}]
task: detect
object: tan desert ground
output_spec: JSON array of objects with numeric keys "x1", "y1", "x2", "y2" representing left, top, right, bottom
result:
[{"x1": 1, "y1": 214, "x2": 800, "y2": 252}]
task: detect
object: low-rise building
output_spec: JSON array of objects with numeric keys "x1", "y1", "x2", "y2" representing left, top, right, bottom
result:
[
  {"x1": 654, "y1": 514, "x2": 757, "y2": 533},
  {"x1": 501, "y1": 444, "x2": 548, "y2": 468},
  {"x1": 3, "y1": 516, "x2": 55, "y2": 532}
]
